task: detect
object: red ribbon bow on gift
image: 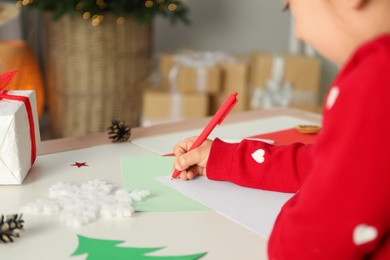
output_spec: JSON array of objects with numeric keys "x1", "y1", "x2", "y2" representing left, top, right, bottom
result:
[{"x1": 0, "y1": 70, "x2": 37, "y2": 165}]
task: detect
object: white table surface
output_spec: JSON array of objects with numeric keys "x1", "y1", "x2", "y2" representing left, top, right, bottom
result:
[{"x1": 0, "y1": 108, "x2": 321, "y2": 259}]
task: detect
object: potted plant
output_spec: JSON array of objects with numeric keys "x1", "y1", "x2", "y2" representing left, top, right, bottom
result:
[
  {"x1": 16, "y1": 0, "x2": 189, "y2": 25},
  {"x1": 13, "y1": 0, "x2": 190, "y2": 138}
]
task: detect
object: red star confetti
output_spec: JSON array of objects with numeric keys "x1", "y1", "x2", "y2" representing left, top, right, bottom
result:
[{"x1": 71, "y1": 162, "x2": 89, "y2": 168}]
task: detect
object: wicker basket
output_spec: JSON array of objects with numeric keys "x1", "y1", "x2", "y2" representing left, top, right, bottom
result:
[{"x1": 43, "y1": 13, "x2": 152, "y2": 138}]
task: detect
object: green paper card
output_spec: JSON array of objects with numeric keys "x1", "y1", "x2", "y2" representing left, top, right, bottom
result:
[
  {"x1": 120, "y1": 156, "x2": 210, "y2": 212},
  {"x1": 72, "y1": 235, "x2": 207, "y2": 259}
]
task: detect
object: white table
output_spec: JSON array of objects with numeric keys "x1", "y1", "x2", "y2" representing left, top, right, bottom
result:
[{"x1": 0, "y1": 108, "x2": 321, "y2": 259}]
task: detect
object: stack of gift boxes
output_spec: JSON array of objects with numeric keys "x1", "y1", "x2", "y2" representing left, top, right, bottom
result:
[
  {"x1": 249, "y1": 52, "x2": 322, "y2": 113},
  {"x1": 141, "y1": 50, "x2": 322, "y2": 126}
]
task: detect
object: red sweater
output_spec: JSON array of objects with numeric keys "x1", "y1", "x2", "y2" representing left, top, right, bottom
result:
[{"x1": 206, "y1": 35, "x2": 390, "y2": 259}]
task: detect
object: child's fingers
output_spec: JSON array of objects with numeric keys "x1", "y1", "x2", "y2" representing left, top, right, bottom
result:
[
  {"x1": 173, "y1": 136, "x2": 199, "y2": 156},
  {"x1": 173, "y1": 145, "x2": 186, "y2": 157},
  {"x1": 179, "y1": 170, "x2": 196, "y2": 180},
  {"x1": 179, "y1": 166, "x2": 204, "y2": 180},
  {"x1": 176, "y1": 148, "x2": 204, "y2": 171},
  {"x1": 172, "y1": 137, "x2": 210, "y2": 180}
]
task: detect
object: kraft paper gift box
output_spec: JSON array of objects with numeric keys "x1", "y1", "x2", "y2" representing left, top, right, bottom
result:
[
  {"x1": 0, "y1": 90, "x2": 40, "y2": 185},
  {"x1": 141, "y1": 89, "x2": 209, "y2": 126},
  {"x1": 159, "y1": 52, "x2": 222, "y2": 94},
  {"x1": 210, "y1": 60, "x2": 250, "y2": 114},
  {"x1": 249, "y1": 52, "x2": 321, "y2": 109}
]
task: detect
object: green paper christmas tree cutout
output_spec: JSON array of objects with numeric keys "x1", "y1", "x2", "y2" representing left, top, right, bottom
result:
[{"x1": 71, "y1": 235, "x2": 207, "y2": 260}]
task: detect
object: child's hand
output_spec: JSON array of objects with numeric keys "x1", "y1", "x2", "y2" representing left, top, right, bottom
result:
[{"x1": 173, "y1": 136, "x2": 213, "y2": 180}]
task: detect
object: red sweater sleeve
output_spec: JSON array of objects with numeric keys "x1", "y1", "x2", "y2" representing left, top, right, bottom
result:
[{"x1": 207, "y1": 139, "x2": 314, "y2": 193}]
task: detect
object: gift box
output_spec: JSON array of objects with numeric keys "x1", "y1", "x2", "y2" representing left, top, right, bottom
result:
[
  {"x1": 0, "y1": 90, "x2": 40, "y2": 184},
  {"x1": 159, "y1": 51, "x2": 223, "y2": 94},
  {"x1": 210, "y1": 60, "x2": 250, "y2": 114},
  {"x1": 141, "y1": 89, "x2": 209, "y2": 126},
  {"x1": 249, "y1": 52, "x2": 321, "y2": 109}
]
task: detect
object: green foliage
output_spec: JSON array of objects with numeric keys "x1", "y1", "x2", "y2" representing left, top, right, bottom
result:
[
  {"x1": 71, "y1": 235, "x2": 207, "y2": 260},
  {"x1": 14, "y1": 0, "x2": 190, "y2": 24}
]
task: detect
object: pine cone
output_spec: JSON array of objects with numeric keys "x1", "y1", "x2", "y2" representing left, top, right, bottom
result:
[
  {"x1": 0, "y1": 214, "x2": 24, "y2": 243},
  {"x1": 107, "y1": 120, "x2": 131, "y2": 142}
]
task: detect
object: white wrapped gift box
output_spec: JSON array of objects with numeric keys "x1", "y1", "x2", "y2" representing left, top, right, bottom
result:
[{"x1": 0, "y1": 90, "x2": 40, "y2": 184}]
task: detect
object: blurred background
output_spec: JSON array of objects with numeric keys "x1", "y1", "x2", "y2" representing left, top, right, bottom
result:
[{"x1": 0, "y1": 0, "x2": 338, "y2": 140}]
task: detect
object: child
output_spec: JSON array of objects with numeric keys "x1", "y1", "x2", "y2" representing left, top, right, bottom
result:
[{"x1": 173, "y1": 0, "x2": 390, "y2": 259}]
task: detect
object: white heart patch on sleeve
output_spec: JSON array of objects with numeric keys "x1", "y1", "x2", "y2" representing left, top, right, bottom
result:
[
  {"x1": 353, "y1": 224, "x2": 378, "y2": 245},
  {"x1": 251, "y1": 149, "x2": 265, "y2": 163},
  {"x1": 326, "y1": 86, "x2": 339, "y2": 110}
]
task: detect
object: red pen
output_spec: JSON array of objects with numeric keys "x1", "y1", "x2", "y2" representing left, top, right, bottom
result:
[{"x1": 171, "y1": 92, "x2": 238, "y2": 179}]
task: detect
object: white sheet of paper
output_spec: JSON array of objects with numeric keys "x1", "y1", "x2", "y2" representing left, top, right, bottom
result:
[
  {"x1": 132, "y1": 115, "x2": 315, "y2": 155},
  {"x1": 158, "y1": 176, "x2": 294, "y2": 238}
]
